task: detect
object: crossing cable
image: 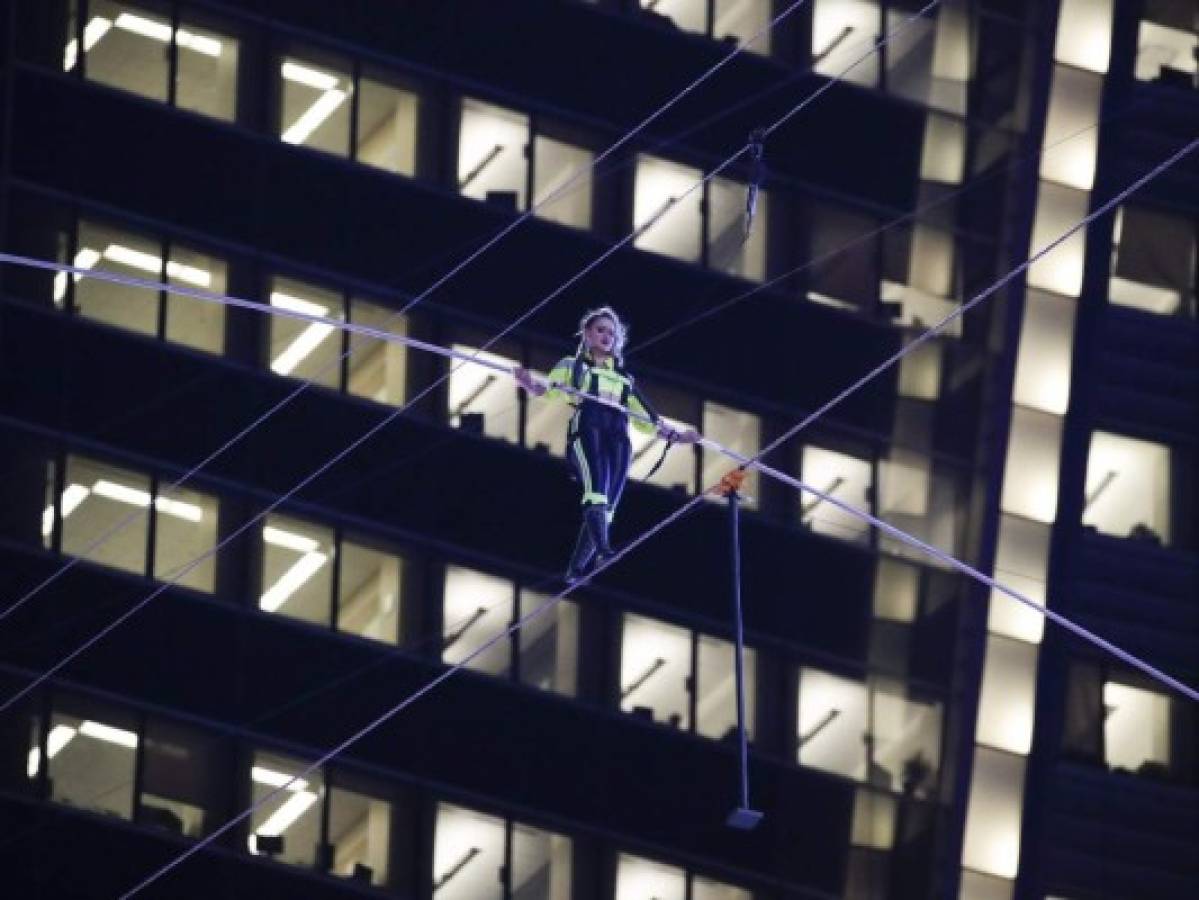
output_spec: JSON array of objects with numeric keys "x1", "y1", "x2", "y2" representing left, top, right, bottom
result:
[
  {"x1": 0, "y1": 0, "x2": 953, "y2": 718},
  {"x1": 0, "y1": 0, "x2": 809, "y2": 629},
  {"x1": 113, "y1": 135, "x2": 1198, "y2": 899}
]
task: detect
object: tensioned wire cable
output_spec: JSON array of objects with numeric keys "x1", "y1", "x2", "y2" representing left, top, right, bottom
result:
[
  {"x1": 0, "y1": 0, "x2": 949, "y2": 717},
  {"x1": 113, "y1": 134, "x2": 1199, "y2": 900},
  {"x1": 0, "y1": 0, "x2": 812, "y2": 629}
]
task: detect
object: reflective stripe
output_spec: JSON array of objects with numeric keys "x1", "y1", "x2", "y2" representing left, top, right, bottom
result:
[
  {"x1": 571, "y1": 440, "x2": 594, "y2": 498},
  {"x1": 582, "y1": 491, "x2": 608, "y2": 506}
]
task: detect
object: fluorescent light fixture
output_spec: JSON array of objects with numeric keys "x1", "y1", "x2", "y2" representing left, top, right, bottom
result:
[
  {"x1": 269, "y1": 290, "x2": 338, "y2": 375},
  {"x1": 27, "y1": 723, "x2": 79, "y2": 777},
  {"x1": 54, "y1": 247, "x2": 101, "y2": 303},
  {"x1": 63, "y1": 17, "x2": 113, "y2": 71},
  {"x1": 91, "y1": 479, "x2": 151, "y2": 508},
  {"x1": 42, "y1": 483, "x2": 91, "y2": 537},
  {"x1": 251, "y1": 765, "x2": 308, "y2": 792},
  {"x1": 113, "y1": 12, "x2": 171, "y2": 42},
  {"x1": 262, "y1": 525, "x2": 320, "y2": 554},
  {"x1": 259, "y1": 552, "x2": 328, "y2": 612},
  {"x1": 100, "y1": 244, "x2": 212, "y2": 288},
  {"x1": 255, "y1": 790, "x2": 318, "y2": 838},
  {"x1": 176, "y1": 29, "x2": 223, "y2": 58},
  {"x1": 155, "y1": 496, "x2": 204, "y2": 523},
  {"x1": 281, "y1": 61, "x2": 341, "y2": 91},
  {"x1": 281, "y1": 88, "x2": 347, "y2": 146},
  {"x1": 79, "y1": 720, "x2": 138, "y2": 749}
]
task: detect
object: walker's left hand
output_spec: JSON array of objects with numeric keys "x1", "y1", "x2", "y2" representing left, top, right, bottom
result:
[{"x1": 676, "y1": 427, "x2": 701, "y2": 445}]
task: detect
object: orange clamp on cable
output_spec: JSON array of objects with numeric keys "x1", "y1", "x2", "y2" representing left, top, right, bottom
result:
[{"x1": 714, "y1": 468, "x2": 748, "y2": 497}]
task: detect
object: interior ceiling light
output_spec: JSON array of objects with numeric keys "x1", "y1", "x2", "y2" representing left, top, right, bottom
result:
[
  {"x1": 269, "y1": 292, "x2": 338, "y2": 375},
  {"x1": 259, "y1": 552, "x2": 328, "y2": 613}
]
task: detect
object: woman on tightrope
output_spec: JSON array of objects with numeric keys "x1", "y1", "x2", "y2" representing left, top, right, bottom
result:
[{"x1": 515, "y1": 307, "x2": 699, "y2": 582}]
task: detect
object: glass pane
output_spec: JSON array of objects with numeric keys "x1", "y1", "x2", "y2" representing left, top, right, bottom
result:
[
  {"x1": 1135, "y1": 20, "x2": 1198, "y2": 83},
  {"x1": 1083, "y1": 431, "x2": 1173, "y2": 544},
  {"x1": 871, "y1": 680, "x2": 942, "y2": 796},
  {"x1": 615, "y1": 853, "x2": 685, "y2": 900},
  {"x1": 1040, "y1": 65, "x2": 1102, "y2": 191},
  {"x1": 1055, "y1": 0, "x2": 1114, "y2": 73},
  {"x1": 886, "y1": 1, "x2": 970, "y2": 113},
  {"x1": 1104, "y1": 681, "x2": 1171, "y2": 773},
  {"x1": 60, "y1": 455, "x2": 151, "y2": 575},
  {"x1": 152, "y1": 485, "x2": 219, "y2": 592},
  {"x1": 714, "y1": 0, "x2": 772, "y2": 54},
  {"x1": 458, "y1": 100, "x2": 529, "y2": 208},
  {"x1": 851, "y1": 788, "x2": 897, "y2": 849},
  {"x1": 629, "y1": 414, "x2": 698, "y2": 491},
  {"x1": 328, "y1": 783, "x2": 392, "y2": 886},
  {"x1": 812, "y1": 0, "x2": 880, "y2": 87},
  {"x1": 139, "y1": 719, "x2": 222, "y2": 838},
  {"x1": 999, "y1": 406, "x2": 1062, "y2": 524},
  {"x1": 798, "y1": 668, "x2": 867, "y2": 779},
  {"x1": 249, "y1": 751, "x2": 323, "y2": 867},
  {"x1": 347, "y1": 299, "x2": 408, "y2": 406},
  {"x1": 268, "y1": 276, "x2": 344, "y2": 387},
  {"x1": 279, "y1": 55, "x2": 352, "y2": 155},
  {"x1": 48, "y1": 706, "x2": 138, "y2": 819},
  {"x1": 641, "y1": 0, "x2": 707, "y2": 35},
  {"x1": 259, "y1": 514, "x2": 335, "y2": 626},
  {"x1": 696, "y1": 634, "x2": 756, "y2": 741},
  {"x1": 1027, "y1": 181, "x2": 1088, "y2": 298},
  {"x1": 518, "y1": 589, "x2": 579, "y2": 696},
  {"x1": 523, "y1": 359, "x2": 573, "y2": 458},
  {"x1": 634, "y1": 155, "x2": 703, "y2": 262},
  {"x1": 532, "y1": 135, "x2": 593, "y2": 229},
  {"x1": 709, "y1": 177, "x2": 766, "y2": 281},
  {"x1": 961, "y1": 748, "x2": 1025, "y2": 879},
  {"x1": 800, "y1": 446, "x2": 872, "y2": 544},
  {"x1": 809, "y1": 204, "x2": 878, "y2": 312},
  {"x1": 165, "y1": 245, "x2": 227, "y2": 354},
  {"x1": 433, "y1": 803, "x2": 505, "y2": 900},
  {"x1": 620, "y1": 613, "x2": 691, "y2": 729},
  {"x1": 175, "y1": 16, "x2": 239, "y2": 120},
  {"x1": 42, "y1": 460, "x2": 57, "y2": 550},
  {"x1": 512, "y1": 822, "x2": 573, "y2": 900},
  {"x1": 442, "y1": 566, "x2": 513, "y2": 677},
  {"x1": 975, "y1": 636, "x2": 1037, "y2": 755},
  {"x1": 1109, "y1": 206, "x2": 1196, "y2": 316},
  {"x1": 78, "y1": 1, "x2": 170, "y2": 102},
  {"x1": 356, "y1": 77, "x2": 419, "y2": 176},
  {"x1": 448, "y1": 344, "x2": 520, "y2": 443},
  {"x1": 73, "y1": 220, "x2": 161, "y2": 337},
  {"x1": 337, "y1": 540, "x2": 402, "y2": 645},
  {"x1": 701, "y1": 402, "x2": 760, "y2": 506},
  {"x1": 1012, "y1": 289, "x2": 1077, "y2": 415}
]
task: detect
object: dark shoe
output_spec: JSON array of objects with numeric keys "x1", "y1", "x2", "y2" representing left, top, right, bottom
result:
[
  {"x1": 565, "y1": 520, "x2": 597, "y2": 582},
  {"x1": 583, "y1": 504, "x2": 612, "y2": 557}
]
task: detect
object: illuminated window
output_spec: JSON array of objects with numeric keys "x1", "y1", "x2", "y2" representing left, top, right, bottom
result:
[
  {"x1": 67, "y1": 1, "x2": 169, "y2": 101},
  {"x1": 458, "y1": 100, "x2": 529, "y2": 209},
  {"x1": 692, "y1": 875, "x2": 752, "y2": 899},
  {"x1": 1054, "y1": 0, "x2": 1114, "y2": 73},
  {"x1": 355, "y1": 75, "x2": 419, "y2": 177},
  {"x1": 1083, "y1": 432, "x2": 1172, "y2": 545},
  {"x1": 1000, "y1": 407, "x2": 1063, "y2": 524},
  {"x1": 139, "y1": 719, "x2": 223, "y2": 838},
  {"x1": 267, "y1": 276, "x2": 344, "y2": 388},
  {"x1": 799, "y1": 445, "x2": 872, "y2": 544},
  {"x1": 797, "y1": 668, "x2": 866, "y2": 778},
  {"x1": 327, "y1": 775, "x2": 395, "y2": 887},
  {"x1": 701, "y1": 402, "x2": 760, "y2": 507},
  {"x1": 336, "y1": 539, "x2": 403, "y2": 645},
  {"x1": 532, "y1": 134, "x2": 594, "y2": 230},
  {"x1": 975, "y1": 635, "x2": 1038, "y2": 755},
  {"x1": 713, "y1": 0, "x2": 773, "y2": 55},
  {"x1": 71, "y1": 220, "x2": 161, "y2": 337},
  {"x1": 278, "y1": 54, "x2": 352, "y2": 155},
  {"x1": 164, "y1": 243, "x2": 227, "y2": 354},
  {"x1": 616, "y1": 853, "x2": 684, "y2": 900},
  {"x1": 433, "y1": 803, "x2": 505, "y2": 900},
  {"x1": 620, "y1": 613, "x2": 691, "y2": 729},
  {"x1": 960, "y1": 869, "x2": 1016, "y2": 900},
  {"x1": 1012, "y1": 289, "x2": 1077, "y2": 416},
  {"x1": 34, "y1": 700, "x2": 137, "y2": 821},
  {"x1": 1027, "y1": 181, "x2": 1088, "y2": 298},
  {"x1": 151, "y1": 484, "x2": 219, "y2": 593},
  {"x1": 259, "y1": 514, "x2": 335, "y2": 626},
  {"x1": 634, "y1": 155, "x2": 703, "y2": 263},
  {"x1": 1108, "y1": 206, "x2": 1196, "y2": 317},
  {"x1": 1135, "y1": 2, "x2": 1198, "y2": 83},
  {"x1": 961, "y1": 748, "x2": 1025, "y2": 880},
  {"x1": 442, "y1": 566, "x2": 514, "y2": 677},
  {"x1": 812, "y1": 0, "x2": 880, "y2": 87},
  {"x1": 809, "y1": 204, "x2": 879, "y2": 313},
  {"x1": 347, "y1": 299, "x2": 408, "y2": 406},
  {"x1": 1040, "y1": 65, "x2": 1103, "y2": 191},
  {"x1": 696, "y1": 634, "x2": 756, "y2": 741},
  {"x1": 518, "y1": 588, "x2": 579, "y2": 697},
  {"x1": 920, "y1": 113, "x2": 966, "y2": 185},
  {"x1": 248, "y1": 751, "x2": 323, "y2": 867},
  {"x1": 523, "y1": 353, "x2": 574, "y2": 458},
  {"x1": 511, "y1": 821, "x2": 573, "y2": 899},
  {"x1": 641, "y1": 0, "x2": 707, "y2": 34},
  {"x1": 851, "y1": 788, "x2": 896, "y2": 850},
  {"x1": 874, "y1": 556, "x2": 919, "y2": 623},
  {"x1": 448, "y1": 344, "x2": 520, "y2": 443},
  {"x1": 885, "y1": 0, "x2": 970, "y2": 113},
  {"x1": 709, "y1": 177, "x2": 766, "y2": 281},
  {"x1": 987, "y1": 514, "x2": 1050, "y2": 644},
  {"x1": 174, "y1": 13, "x2": 239, "y2": 121},
  {"x1": 55, "y1": 455, "x2": 151, "y2": 576},
  {"x1": 1103, "y1": 681, "x2": 1172, "y2": 773}
]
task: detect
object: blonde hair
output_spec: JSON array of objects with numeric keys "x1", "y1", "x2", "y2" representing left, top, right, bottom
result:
[{"x1": 576, "y1": 306, "x2": 628, "y2": 364}]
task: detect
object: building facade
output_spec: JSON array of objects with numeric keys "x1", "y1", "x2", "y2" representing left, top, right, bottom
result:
[{"x1": 0, "y1": 1, "x2": 1194, "y2": 898}]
